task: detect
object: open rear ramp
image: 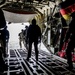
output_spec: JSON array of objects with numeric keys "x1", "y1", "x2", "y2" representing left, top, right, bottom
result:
[{"x1": 3, "y1": 47, "x2": 75, "y2": 75}]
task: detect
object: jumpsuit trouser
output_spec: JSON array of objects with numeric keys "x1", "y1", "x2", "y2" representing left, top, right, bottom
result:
[
  {"x1": 27, "y1": 40, "x2": 38, "y2": 61},
  {"x1": 66, "y1": 38, "x2": 74, "y2": 68}
]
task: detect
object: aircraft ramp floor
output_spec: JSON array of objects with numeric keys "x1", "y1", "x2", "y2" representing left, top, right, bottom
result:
[{"x1": 3, "y1": 48, "x2": 75, "y2": 75}]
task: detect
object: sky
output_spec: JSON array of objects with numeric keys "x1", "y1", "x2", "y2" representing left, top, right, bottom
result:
[{"x1": 7, "y1": 22, "x2": 29, "y2": 42}]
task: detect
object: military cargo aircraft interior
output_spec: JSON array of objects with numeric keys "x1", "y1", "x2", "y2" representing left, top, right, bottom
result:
[{"x1": 0, "y1": 0, "x2": 75, "y2": 75}]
